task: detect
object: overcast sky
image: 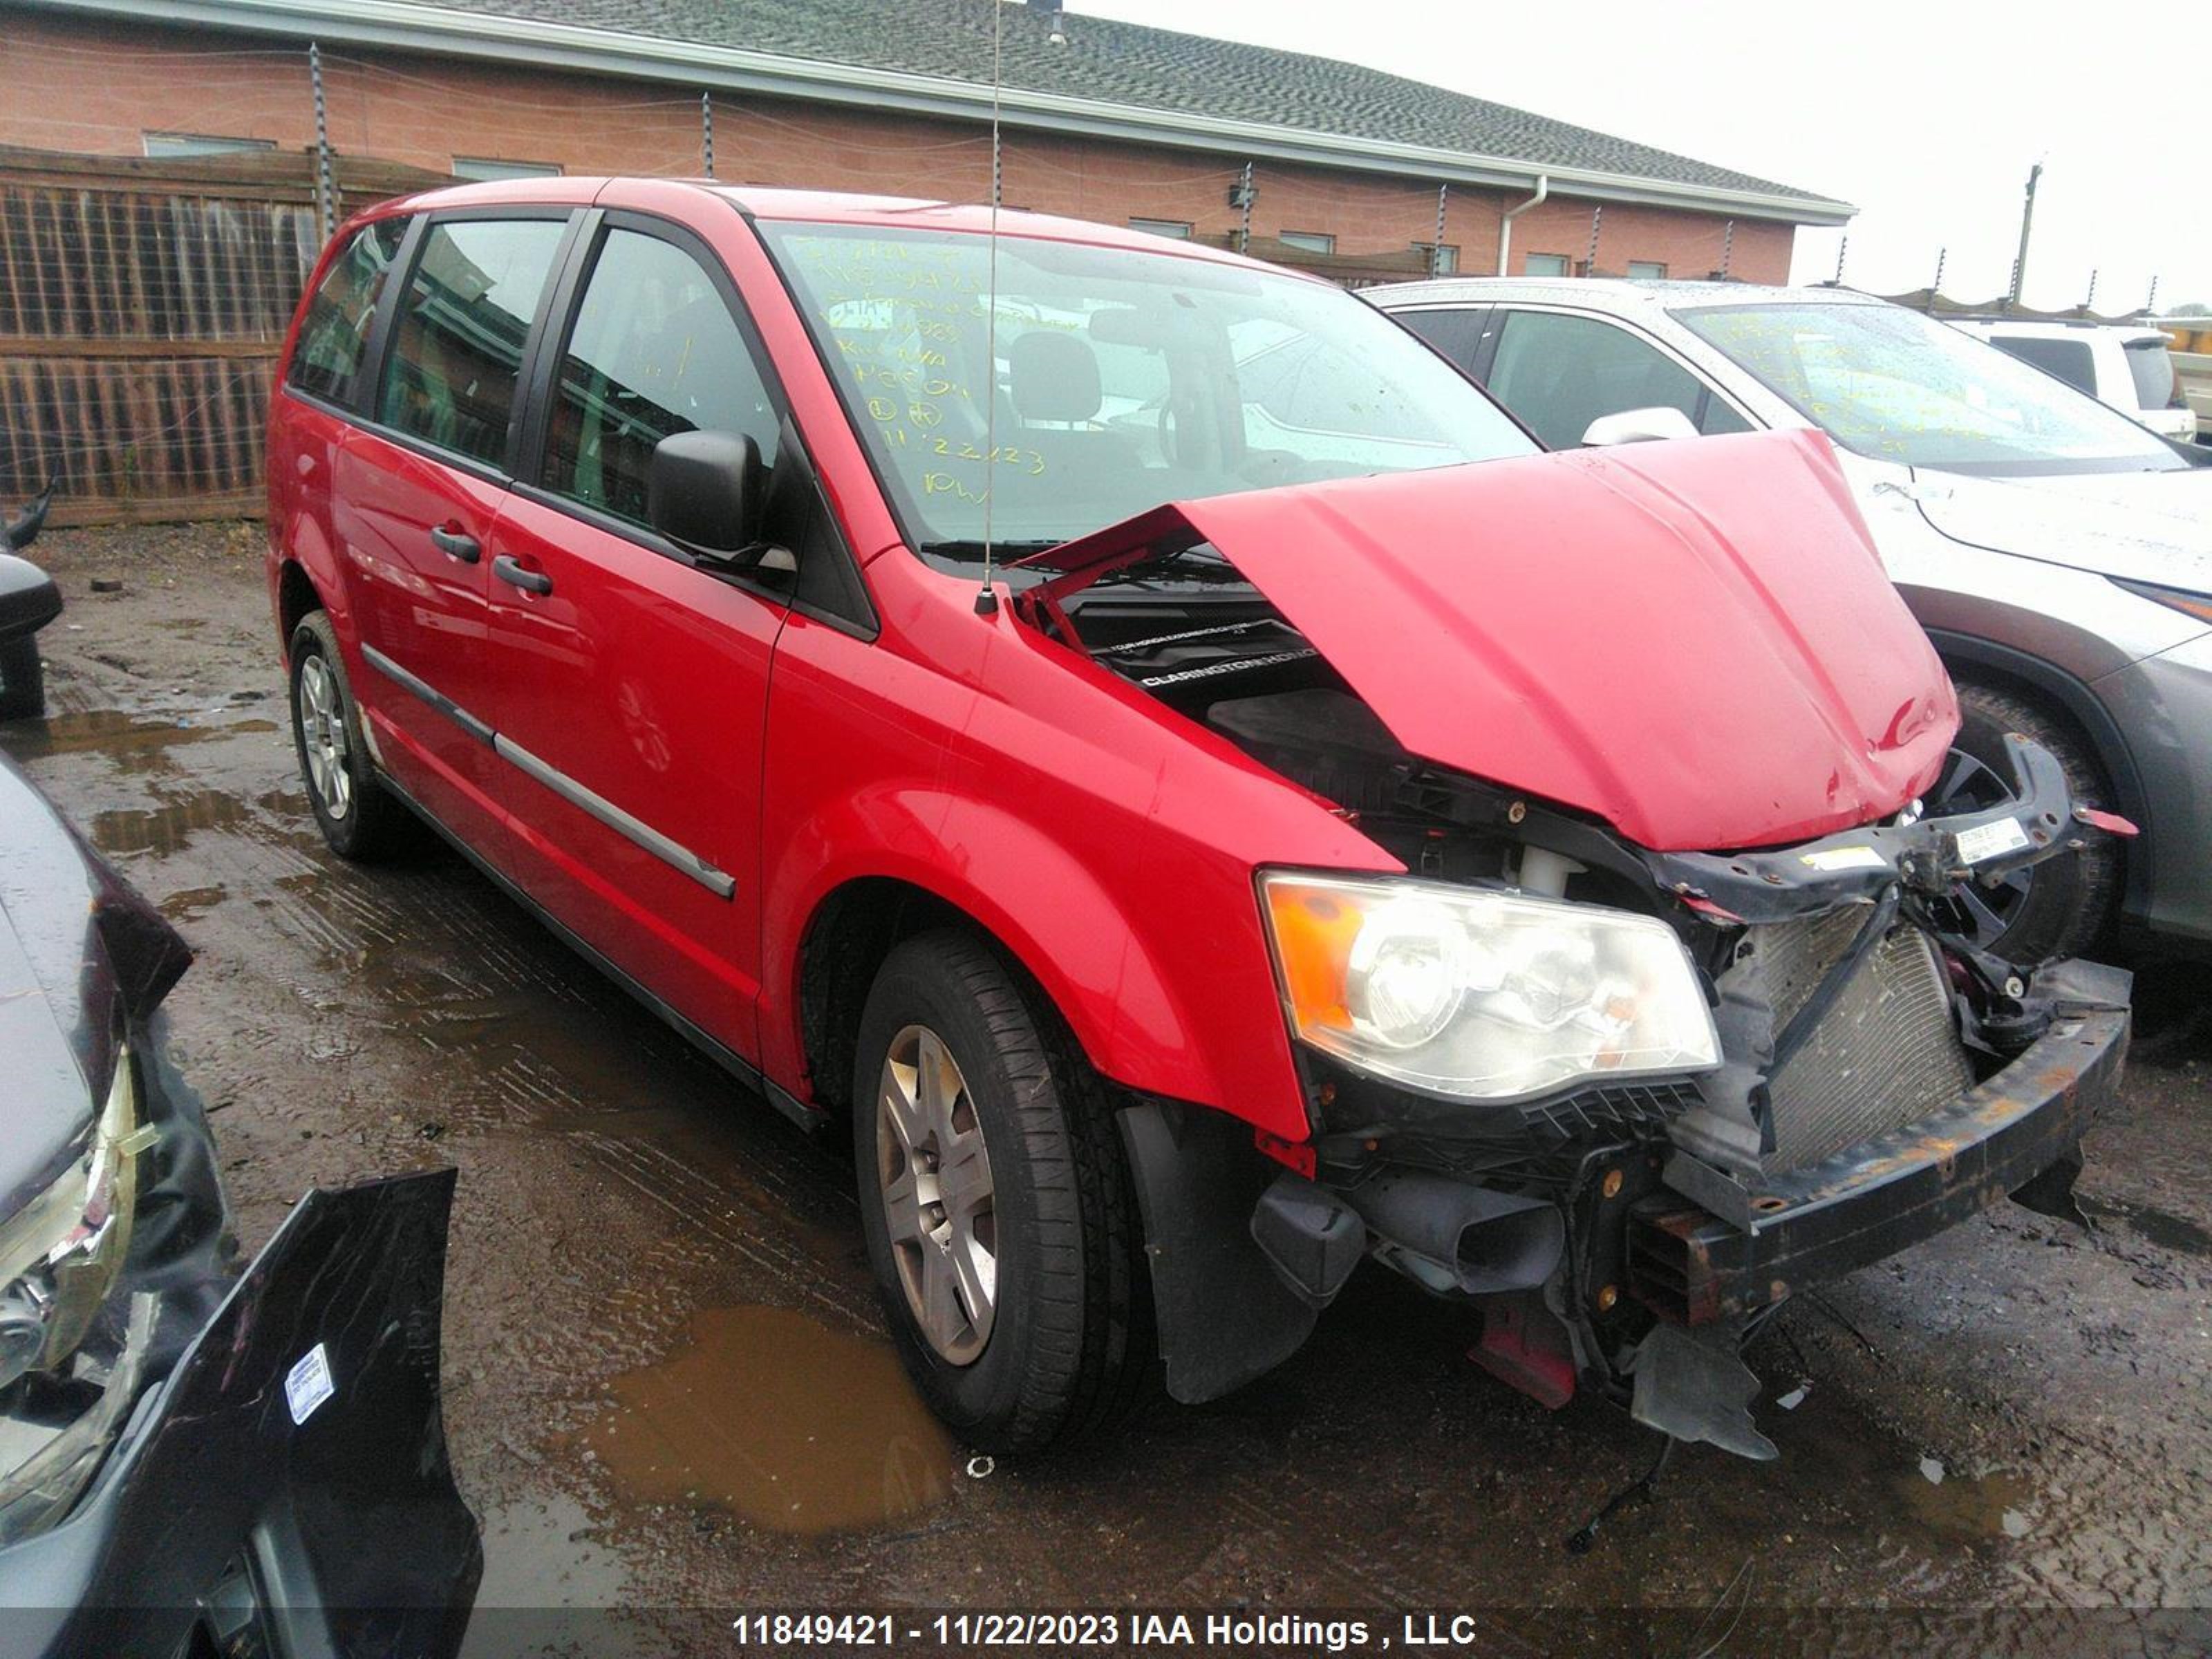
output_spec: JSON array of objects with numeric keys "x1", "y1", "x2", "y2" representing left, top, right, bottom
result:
[{"x1": 1076, "y1": 0, "x2": 2209, "y2": 312}]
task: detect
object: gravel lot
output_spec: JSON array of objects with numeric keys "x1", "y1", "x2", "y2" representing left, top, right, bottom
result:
[{"x1": 6, "y1": 523, "x2": 2210, "y2": 1656}]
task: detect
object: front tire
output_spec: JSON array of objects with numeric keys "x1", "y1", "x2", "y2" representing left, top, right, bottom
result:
[
  {"x1": 1938, "y1": 678, "x2": 2123, "y2": 962},
  {"x1": 853, "y1": 930, "x2": 1152, "y2": 1453},
  {"x1": 288, "y1": 612, "x2": 411, "y2": 861}
]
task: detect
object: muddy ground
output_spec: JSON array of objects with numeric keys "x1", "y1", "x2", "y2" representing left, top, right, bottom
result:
[{"x1": 6, "y1": 523, "x2": 2211, "y2": 1656}]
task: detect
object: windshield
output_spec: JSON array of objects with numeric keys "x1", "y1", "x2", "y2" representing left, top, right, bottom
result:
[
  {"x1": 1674, "y1": 301, "x2": 2188, "y2": 477},
  {"x1": 760, "y1": 222, "x2": 1534, "y2": 554}
]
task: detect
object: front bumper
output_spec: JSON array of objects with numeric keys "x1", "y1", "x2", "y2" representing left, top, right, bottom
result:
[
  {"x1": 0, "y1": 1170, "x2": 480, "y2": 1658},
  {"x1": 1627, "y1": 1005, "x2": 2128, "y2": 1325}
]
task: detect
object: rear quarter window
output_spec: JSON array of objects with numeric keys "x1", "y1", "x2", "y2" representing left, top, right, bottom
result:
[
  {"x1": 287, "y1": 218, "x2": 409, "y2": 407},
  {"x1": 2126, "y1": 339, "x2": 2181, "y2": 410},
  {"x1": 1987, "y1": 335, "x2": 2096, "y2": 397}
]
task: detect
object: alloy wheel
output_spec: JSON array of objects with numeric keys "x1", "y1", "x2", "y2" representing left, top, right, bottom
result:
[
  {"x1": 877, "y1": 1023, "x2": 997, "y2": 1365},
  {"x1": 297, "y1": 655, "x2": 354, "y2": 821}
]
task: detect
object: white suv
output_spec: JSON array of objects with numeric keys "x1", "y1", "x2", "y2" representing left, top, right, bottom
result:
[{"x1": 1950, "y1": 318, "x2": 2196, "y2": 444}]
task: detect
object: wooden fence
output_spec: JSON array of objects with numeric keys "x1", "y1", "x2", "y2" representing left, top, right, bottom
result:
[{"x1": 0, "y1": 144, "x2": 444, "y2": 526}]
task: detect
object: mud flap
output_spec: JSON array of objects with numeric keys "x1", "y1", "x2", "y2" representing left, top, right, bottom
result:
[
  {"x1": 1118, "y1": 1101, "x2": 1319, "y2": 1405},
  {"x1": 1626, "y1": 1320, "x2": 1778, "y2": 1462}
]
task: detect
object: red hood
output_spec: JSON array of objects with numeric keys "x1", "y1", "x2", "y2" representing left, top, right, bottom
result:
[{"x1": 1018, "y1": 429, "x2": 1957, "y2": 853}]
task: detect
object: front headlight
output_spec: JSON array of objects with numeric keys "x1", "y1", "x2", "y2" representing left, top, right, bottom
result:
[
  {"x1": 1260, "y1": 872, "x2": 1720, "y2": 1101},
  {"x1": 0, "y1": 1051, "x2": 144, "y2": 1392}
]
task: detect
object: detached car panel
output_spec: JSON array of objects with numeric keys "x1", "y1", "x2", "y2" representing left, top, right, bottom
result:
[{"x1": 0, "y1": 753, "x2": 478, "y2": 1654}]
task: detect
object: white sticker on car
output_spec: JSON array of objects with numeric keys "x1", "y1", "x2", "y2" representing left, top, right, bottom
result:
[
  {"x1": 1956, "y1": 817, "x2": 2032, "y2": 865},
  {"x1": 285, "y1": 1342, "x2": 335, "y2": 1426},
  {"x1": 1799, "y1": 846, "x2": 1885, "y2": 872}
]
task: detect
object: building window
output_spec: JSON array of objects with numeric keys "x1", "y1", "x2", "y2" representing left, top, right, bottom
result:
[
  {"x1": 143, "y1": 133, "x2": 274, "y2": 158},
  {"x1": 451, "y1": 157, "x2": 563, "y2": 181},
  {"x1": 1523, "y1": 253, "x2": 1571, "y2": 277},
  {"x1": 1130, "y1": 218, "x2": 1193, "y2": 239},
  {"x1": 1626, "y1": 261, "x2": 1668, "y2": 280},
  {"x1": 1414, "y1": 242, "x2": 1460, "y2": 275},
  {"x1": 1279, "y1": 230, "x2": 1335, "y2": 255}
]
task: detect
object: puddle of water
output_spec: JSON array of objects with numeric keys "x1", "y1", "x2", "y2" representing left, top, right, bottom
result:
[
  {"x1": 1900, "y1": 1459, "x2": 2038, "y2": 1542},
  {"x1": 90, "y1": 789, "x2": 251, "y2": 856},
  {"x1": 582, "y1": 1305, "x2": 954, "y2": 1535},
  {"x1": 0, "y1": 709, "x2": 276, "y2": 773},
  {"x1": 158, "y1": 884, "x2": 228, "y2": 921}
]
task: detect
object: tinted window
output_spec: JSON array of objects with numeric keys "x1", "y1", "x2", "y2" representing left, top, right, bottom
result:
[
  {"x1": 288, "y1": 217, "x2": 408, "y2": 407},
  {"x1": 1392, "y1": 306, "x2": 1491, "y2": 375},
  {"x1": 2126, "y1": 339, "x2": 2181, "y2": 410},
  {"x1": 545, "y1": 228, "x2": 778, "y2": 528},
  {"x1": 377, "y1": 218, "x2": 567, "y2": 467},
  {"x1": 1485, "y1": 310, "x2": 1721, "y2": 448},
  {"x1": 1989, "y1": 335, "x2": 2096, "y2": 396}
]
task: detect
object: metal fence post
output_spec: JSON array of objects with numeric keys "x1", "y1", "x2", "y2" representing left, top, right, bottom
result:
[
  {"x1": 1430, "y1": 183, "x2": 1447, "y2": 276},
  {"x1": 308, "y1": 41, "x2": 335, "y2": 243},
  {"x1": 1237, "y1": 161, "x2": 1254, "y2": 255},
  {"x1": 1582, "y1": 204, "x2": 1600, "y2": 276},
  {"x1": 701, "y1": 91, "x2": 715, "y2": 178},
  {"x1": 1719, "y1": 217, "x2": 1733, "y2": 279}
]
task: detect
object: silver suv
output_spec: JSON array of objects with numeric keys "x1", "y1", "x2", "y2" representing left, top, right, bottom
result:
[{"x1": 1369, "y1": 278, "x2": 2212, "y2": 960}]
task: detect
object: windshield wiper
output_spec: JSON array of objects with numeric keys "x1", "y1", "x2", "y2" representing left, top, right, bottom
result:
[{"x1": 915, "y1": 538, "x2": 1066, "y2": 561}]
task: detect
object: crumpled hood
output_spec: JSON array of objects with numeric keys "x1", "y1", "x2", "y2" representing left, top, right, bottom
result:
[
  {"x1": 1022, "y1": 429, "x2": 1956, "y2": 852},
  {"x1": 1911, "y1": 463, "x2": 2212, "y2": 592}
]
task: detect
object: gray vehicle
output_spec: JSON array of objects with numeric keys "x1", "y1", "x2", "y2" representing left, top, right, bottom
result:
[{"x1": 1369, "y1": 279, "x2": 2212, "y2": 960}]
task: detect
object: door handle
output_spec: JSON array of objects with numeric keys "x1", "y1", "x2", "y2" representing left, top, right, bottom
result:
[
  {"x1": 430, "y1": 525, "x2": 480, "y2": 564},
  {"x1": 493, "y1": 554, "x2": 553, "y2": 597}
]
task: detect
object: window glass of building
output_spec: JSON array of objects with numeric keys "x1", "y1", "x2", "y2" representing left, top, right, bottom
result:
[
  {"x1": 545, "y1": 228, "x2": 779, "y2": 527},
  {"x1": 288, "y1": 216, "x2": 409, "y2": 408},
  {"x1": 377, "y1": 218, "x2": 568, "y2": 467},
  {"x1": 1414, "y1": 243, "x2": 1460, "y2": 275},
  {"x1": 1485, "y1": 310, "x2": 1725, "y2": 448},
  {"x1": 1279, "y1": 231, "x2": 1335, "y2": 254},
  {"x1": 1129, "y1": 218, "x2": 1193, "y2": 239},
  {"x1": 1626, "y1": 261, "x2": 1667, "y2": 280},
  {"x1": 1522, "y1": 253, "x2": 1571, "y2": 277}
]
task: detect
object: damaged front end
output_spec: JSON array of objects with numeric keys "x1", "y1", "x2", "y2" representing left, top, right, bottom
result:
[{"x1": 1013, "y1": 431, "x2": 2131, "y2": 1461}]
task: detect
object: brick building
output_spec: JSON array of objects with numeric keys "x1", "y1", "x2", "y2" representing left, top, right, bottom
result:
[
  {"x1": 1, "y1": 0, "x2": 1848, "y2": 284},
  {"x1": 0, "y1": 0, "x2": 1850, "y2": 523}
]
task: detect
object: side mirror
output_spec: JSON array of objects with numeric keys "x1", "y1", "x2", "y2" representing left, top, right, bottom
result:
[
  {"x1": 648, "y1": 431, "x2": 764, "y2": 563},
  {"x1": 1579, "y1": 406, "x2": 1701, "y2": 447}
]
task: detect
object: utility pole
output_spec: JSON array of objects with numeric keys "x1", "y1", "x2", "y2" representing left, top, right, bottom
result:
[{"x1": 2009, "y1": 162, "x2": 2042, "y2": 306}]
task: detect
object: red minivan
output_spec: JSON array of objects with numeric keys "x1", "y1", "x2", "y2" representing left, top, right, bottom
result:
[{"x1": 268, "y1": 179, "x2": 2127, "y2": 1461}]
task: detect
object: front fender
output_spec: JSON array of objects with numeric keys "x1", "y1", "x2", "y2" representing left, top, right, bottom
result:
[{"x1": 760, "y1": 781, "x2": 1311, "y2": 1138}]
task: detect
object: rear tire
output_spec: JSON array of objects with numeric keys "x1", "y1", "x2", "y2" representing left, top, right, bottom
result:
[
  {"x1": 852, "y1": 929, "x2": 1152, "y2": 1454},
  {"x1": 1942, "y1": 678, "x2": 2122, "y2": 962},
  {"x1": 288, "y1": 612, "x2": 411, "y2": 861}
]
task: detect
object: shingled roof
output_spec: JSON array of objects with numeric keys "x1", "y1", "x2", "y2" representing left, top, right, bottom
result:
[{"x1": 424, "y1": 0, "x2": 1830, "y2": 205}]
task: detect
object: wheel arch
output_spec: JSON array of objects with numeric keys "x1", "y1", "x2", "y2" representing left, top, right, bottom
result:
[{"x1": 1930, "y1": 628, "x2": 2150, "y2": 920}]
